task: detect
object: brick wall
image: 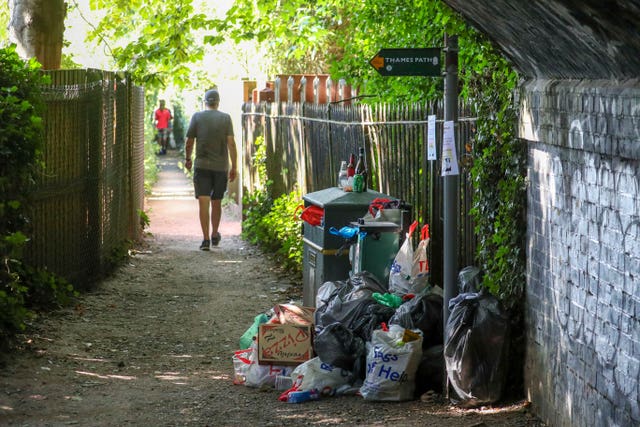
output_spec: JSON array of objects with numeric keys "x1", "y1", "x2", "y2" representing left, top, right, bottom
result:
[{"x1": 520, "y1": 79, "x2": 640, "y2": 427}]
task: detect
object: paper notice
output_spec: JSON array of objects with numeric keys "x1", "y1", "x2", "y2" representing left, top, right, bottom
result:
[
  {"x1": 427, "y1": 115, "x2": 436, "y2": 160},
  {"x1": 441, "y1": 120, "x2": 459, "y2": 176}
]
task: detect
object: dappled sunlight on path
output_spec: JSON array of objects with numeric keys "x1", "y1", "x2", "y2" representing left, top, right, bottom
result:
[{"x1": 146, "y1": 150, "x2": 241, "y2": 242}]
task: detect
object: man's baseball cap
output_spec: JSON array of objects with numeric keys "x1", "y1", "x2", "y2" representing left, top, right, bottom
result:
[{"x1": 205, "y1": 89, "x2": 220, "y2": 105}]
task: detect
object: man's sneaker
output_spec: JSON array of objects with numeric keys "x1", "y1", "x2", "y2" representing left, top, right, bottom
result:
[
  {"x1": 211, "y1": 232, "x2": 221, "y2": 246},
  {"x1": 199, "y1": 240, "x2": 210, "y2": 251}
]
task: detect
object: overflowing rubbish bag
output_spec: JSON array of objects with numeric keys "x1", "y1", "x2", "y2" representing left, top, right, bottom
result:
[
  {"x1": 360, "y1": 324, "x2": 423, "y2": 401},
  {"x1": 230, "y1": 253, "x2": 517, "y2": 408},
  {"x1": 278, "y1": 357, "x2": 357, "y2": 403},
  {"x1": 314, "y1": 272, "x2": 396, "y2": 378},
  {"x1": 457, "y1": 266, "x2": 483, "y2": 294},
  {"x1": 415, "y1": 345, "x2": 445, "y2": 395},
  {"x1": 314, "y1": 322, "x2": 366, "y2": 371},
  {"x1": 315, "y1": 272, "x2": 394, "y2": 343},
  {"x1": 290, "y1": 356, "x2": 356, "y2": 395},
  {"x1": 444, "y1": 286, "x2": 510, "y2": 407},
  {"x1": 389, "y1": 289, "x2": 444, "y2": 349},
  {"x1": 389, "y1": 221, "x2": 430, "y2": 295},
  {"x1": 234, "y1": 343, "x2": 294, "y2": 388}
]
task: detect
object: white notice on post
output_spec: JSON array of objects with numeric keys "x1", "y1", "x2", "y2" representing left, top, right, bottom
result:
[
  {"x1": 441, "y1": 120, "x2": 459, "y2": 176},
  {"x1": 427, "y1": 115, "x2": 436, "y2": 160}
]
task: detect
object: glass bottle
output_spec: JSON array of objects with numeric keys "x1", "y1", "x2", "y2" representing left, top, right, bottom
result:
[
  {"x1": 354, "y1": 147, "x2": 368, "y2": 191},
  {"x1": 347, "y1": 153, "x2": 356, "y2": 177}
]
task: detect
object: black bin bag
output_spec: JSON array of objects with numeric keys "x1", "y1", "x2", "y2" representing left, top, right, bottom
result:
[
  {"x1": 313, "y1": 322, "x2": 366, "y2": 372},
  {"x1": 444, "y1": 290, "x2": 510, "y2": 407},
  {"x1": 389, "y1": 291, "x2": 443, "y2": 349},
  {"x1": 315, "y1": 272, "x2": 392, "y2": 343},
  {"x1": 458, "y1": 266, "x2": 482, "y2": 294},
  {"x1": 414, "y1": 344, "x2": 444, "y2": 395}
]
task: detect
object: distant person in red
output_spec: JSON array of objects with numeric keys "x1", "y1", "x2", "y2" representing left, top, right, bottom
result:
[{"x1": 154, "y1": 99, "x2": 172, "y2": 155}]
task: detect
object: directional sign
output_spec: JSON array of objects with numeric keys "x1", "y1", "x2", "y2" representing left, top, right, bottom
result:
[{"x1": 369, "y1": 48, "x2": 441, "y2": 77}]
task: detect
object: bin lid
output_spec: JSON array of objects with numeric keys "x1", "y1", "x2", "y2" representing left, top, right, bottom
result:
[
  {"x1": 350, "y1": 220, "x2": 401, "y2": 232},
  {"x1": 303, "y1": 187, "x2": 389, "y2": 208}
]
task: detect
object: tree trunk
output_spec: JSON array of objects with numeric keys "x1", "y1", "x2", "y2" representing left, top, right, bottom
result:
[{"x1": 8, "y1": 0, "x2": 66, "y2": 69}]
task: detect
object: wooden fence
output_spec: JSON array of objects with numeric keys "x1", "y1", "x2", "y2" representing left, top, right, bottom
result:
[
  {"x1": 241, "y1": 100, "x2": 477, "y2": 285},
  {"x1": 24, "y1": 69, "x2": 145, "y2": 288}
]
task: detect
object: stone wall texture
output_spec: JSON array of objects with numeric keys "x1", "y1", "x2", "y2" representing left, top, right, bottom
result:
[
  {"x1": 520, "y1": 78, "x2": 640, "y2": 427},
  {"x1": 443, "y1": 0, "x2": 640, "y2": 79}
]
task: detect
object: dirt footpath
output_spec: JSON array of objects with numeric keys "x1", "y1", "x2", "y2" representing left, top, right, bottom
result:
[{"x1": 0, "y1": 152, "x2": 544, "y2": 426}]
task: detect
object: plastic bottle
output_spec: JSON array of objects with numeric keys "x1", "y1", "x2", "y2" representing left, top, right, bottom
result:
[
  {"x1": 337, "y1": 161, "x2": 349, "y2": 189},
  {"x1": 287, "y1": 389, "x2": 320, "y2": 403}
]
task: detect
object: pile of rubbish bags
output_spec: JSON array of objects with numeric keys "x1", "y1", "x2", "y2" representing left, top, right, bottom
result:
[{"x1": 233, "y1": 267, "x2": 510, "y2": 407}]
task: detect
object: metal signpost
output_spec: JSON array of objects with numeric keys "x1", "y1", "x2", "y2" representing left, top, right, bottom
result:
[
  {"x1": 442, "y1": 35, "x2": 459, "y2": 336},
  {"x1": 369, "y1": 37, "x2": 459, "y2": 371}
]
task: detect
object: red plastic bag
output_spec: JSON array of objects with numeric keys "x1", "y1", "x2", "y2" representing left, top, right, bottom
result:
[{"x1": 295, "y1": 204, "x2": 324, "y2": 226}]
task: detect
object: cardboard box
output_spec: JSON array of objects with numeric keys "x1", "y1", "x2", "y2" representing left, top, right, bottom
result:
[{"x1": 257, "y1": 323, "x2": 314, "y2": 365}]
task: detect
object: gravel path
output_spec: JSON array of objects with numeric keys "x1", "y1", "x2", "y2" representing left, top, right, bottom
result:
[{"x1": 0, "y1": 151, "x2": 544, "y2": 426}]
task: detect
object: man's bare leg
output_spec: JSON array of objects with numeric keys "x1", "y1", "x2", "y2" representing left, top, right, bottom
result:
[
  {"x1": 210, "y1": 198, "x2": 222, "y2": 245},
  {"x1": 198, "y1": 196, "x2": 211, "y2": 240}
]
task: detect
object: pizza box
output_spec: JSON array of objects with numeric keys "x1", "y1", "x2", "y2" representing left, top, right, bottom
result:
[{"x1": 257, "y1": 323, "x2": 314, "y2": 365}]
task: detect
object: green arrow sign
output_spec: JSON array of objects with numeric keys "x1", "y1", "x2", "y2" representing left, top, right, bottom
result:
[{"x1": 369, "y1": 48, "x2": 441, "y2": 77}]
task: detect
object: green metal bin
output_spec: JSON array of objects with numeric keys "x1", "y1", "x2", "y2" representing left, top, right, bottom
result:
[
  {"x1": 302, "y1": 187, "x2": 391, "y2": 307},
  {"x1": 349, "y1": 220, "x2": 403, "y2": 286}
]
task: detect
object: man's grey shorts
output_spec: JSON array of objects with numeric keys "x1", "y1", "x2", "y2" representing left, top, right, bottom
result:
[{"x1": 193, "y1": 168, "x2": 228, "y2": 200}]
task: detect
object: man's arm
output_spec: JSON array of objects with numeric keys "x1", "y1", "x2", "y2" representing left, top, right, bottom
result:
[
  {"x1": 227, "y1": 135, "x2": 238, "y2": 181},
  {"x1": 185, "y1": 137, "x2": 195, "y2": 171}
]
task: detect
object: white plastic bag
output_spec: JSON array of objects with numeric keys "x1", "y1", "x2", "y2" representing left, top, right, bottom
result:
[
  {"x1": 389, "y1": 222, "x2": 430, "y2": 295},
  {"x1": 359, "y1": 325, "x2": 423, "y2": 401},
  {"x1": 242, "y1": 343, "x2": 293, "y2": 388},
  {"x1": 232, "y1": 348, "x2": 252, "y2": 385},
  {"x1": 411, "y1": 224, "x2": 430, "y2": 287},
  {"x1": 291, "y1": 356, "x2": 354, "y2": 395}
]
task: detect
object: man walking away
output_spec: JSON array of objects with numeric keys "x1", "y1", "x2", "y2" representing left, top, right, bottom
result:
[{"x1": 184, "y1": 89, "x2": 238, "y2": 251}]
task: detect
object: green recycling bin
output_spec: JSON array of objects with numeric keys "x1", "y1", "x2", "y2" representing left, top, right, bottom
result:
[
  {"x1": 302, "y1": 187, "x2": 392, "y2": 307},
  {"x1": 349, "y1": 220, "x2": 402, "y2": 286}
]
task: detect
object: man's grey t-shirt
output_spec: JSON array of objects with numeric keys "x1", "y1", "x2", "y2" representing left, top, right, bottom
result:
[{"x1": 186, "y1": 109, "x2": 234, "y2": 171}]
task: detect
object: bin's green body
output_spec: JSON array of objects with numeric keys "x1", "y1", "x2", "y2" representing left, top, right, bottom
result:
[
  {"x1": 350, "y1": 221, "x2": 402, "y2": 286},
  {"x1": 302, "y1": 187, "x2": 390, "y2": 307}
]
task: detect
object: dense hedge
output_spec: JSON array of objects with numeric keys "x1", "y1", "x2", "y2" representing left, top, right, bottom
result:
[
  {"x1": 0, "y1": 45, "x2": 77, "y2": 350},
  {"x1": 241, "y1": 137, "x2": 303, "y2": 275}
]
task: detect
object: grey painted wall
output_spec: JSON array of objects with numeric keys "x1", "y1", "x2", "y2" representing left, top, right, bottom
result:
[
  {"x1": 520, "y1": 78, "x2": 640, "y2": 427},
  {"x1": 443, "y1": 0, "x2": 640, "y2": 79}
]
